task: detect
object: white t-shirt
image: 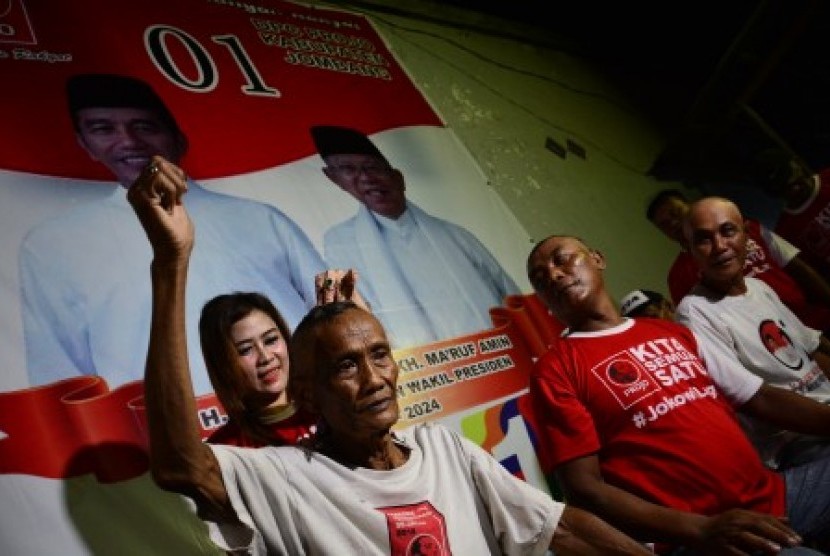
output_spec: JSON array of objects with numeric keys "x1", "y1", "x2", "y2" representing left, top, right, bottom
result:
[
  {"x1": 206, "y1": 422, "x2": 561, "y2": 555},
  {"x1": 676, "y1": 277, "x2": 829, "y2": 467}
]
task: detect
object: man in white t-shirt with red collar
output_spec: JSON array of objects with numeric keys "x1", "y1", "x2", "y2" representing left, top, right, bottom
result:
[
  {"x1": 646, "y1": 188, "x2": 830, "y2": 334},
  {"x1": 676, "y1": 196, "x2": 830, "y2": 470},
  {"x1": 754, "y1": 149, "x2": 830, "y2": 278}
]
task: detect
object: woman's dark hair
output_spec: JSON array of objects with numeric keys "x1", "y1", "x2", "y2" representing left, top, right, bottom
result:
[{"x1": 199, "y1": 292, "x2": 292, "y2": 445}]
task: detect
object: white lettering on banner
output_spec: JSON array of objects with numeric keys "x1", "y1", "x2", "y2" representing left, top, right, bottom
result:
[
  {"x1": 283, "y1": 50, "x2": 391, "y2": 79},
  {"x1": 11, "y1": 48, "x2": 71, "y2": 63},
  {"x1": 290, "y1": 12, "x2": 361, "y2": 31},
  {"x1": 631, "y1": 385, "x2": 718, "y2": 428},
  {"x1": 250, "y1": 18, "x2": 302, "y2": 36},
  {"x1": 259, "y1": 33, "x2": 387, "y2": 65},
  {"x1": 423, "y1": 342, "x2": 477, "y2": 366},
  {"x1": 206, "y1": 0, "x2": 277, "y2": 16},
  {"x1": 303, "y1": 27, "x2": 373, "y2": 50},
  {"x1": 478, "y1": 334, "x2": 512, "y2": 354}
]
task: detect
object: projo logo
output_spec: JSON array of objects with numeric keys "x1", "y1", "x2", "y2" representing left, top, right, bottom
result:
[{"x1": 592, "y1": 353, "x2": 662, "y2": 410}]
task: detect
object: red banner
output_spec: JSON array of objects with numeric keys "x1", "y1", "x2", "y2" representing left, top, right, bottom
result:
[
  {"x1": 0, "y1": 0, "x2": 441, "y2": 180},
  {"x1": 0, "y1": 2, "x2": 544, "y2": 553},
  {"x1": 0, "y1": 303, "x2": 548, "y2": 480}
]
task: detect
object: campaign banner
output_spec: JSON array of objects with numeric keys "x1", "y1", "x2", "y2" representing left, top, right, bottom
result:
[
  {"x1": 0, "y1": 1, "x2": 546, "y2": 553},
  {"x1": 0, "y1": 306, "x2": 546, "y2": 478}
]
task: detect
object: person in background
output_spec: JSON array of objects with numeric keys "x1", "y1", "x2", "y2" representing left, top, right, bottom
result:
[
  {"x1": 18, "y1": 73, "x2": 325, "y2": 394},
  {"x1": 526, "y1": 233, "x2": 830, "y2": 554},
  {"x1": 311, "y1": 125, "x2": 520, "y2": 348},
  {"x1": 753, "y1": 148, "x2": 830, "y2": 277},
  {"x1": 619, "y1": 289, "x2": 675, "y2": 320},
  {"x1": 129, "y1": 158, "x2": 652, "y2": 555},
  {"x1": 646, "y1": 188, "x2": 830, "y2": 334},
  {"x1": 676, "y1": 196, "x2": 830, "y2": 470},
  {"x1": 201, "y1": 270, "x2": 365, "y2": 447}
]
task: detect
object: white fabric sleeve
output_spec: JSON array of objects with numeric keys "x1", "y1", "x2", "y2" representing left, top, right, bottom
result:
[
  {"x1": 676, "y1": 299, "x2": 763, "y2": 405},
  {"x1": 203, "y1": 445, "x2": 294, "y2": 555},
  {"x1": 457, "y1": 432, "x2": 562, "y2": 556},
  {"x1": 760, "y1": 225, "x2": 800, "y2": 267}
]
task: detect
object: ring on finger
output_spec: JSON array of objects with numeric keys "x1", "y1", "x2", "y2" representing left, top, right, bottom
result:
[
  {"x1": 148, "y1": 163, "x2": 159, "y2": 175},
  {"x1": 323, "y1": 278, "x2": 334, "y2": 289}
]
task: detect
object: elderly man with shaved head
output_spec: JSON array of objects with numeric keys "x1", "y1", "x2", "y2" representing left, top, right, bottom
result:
[{"x1": 676, "y1": 197, "x2": 830, "y2": 472}]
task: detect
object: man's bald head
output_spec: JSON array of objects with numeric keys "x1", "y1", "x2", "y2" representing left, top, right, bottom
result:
[{"x1": 683, "y1": 197, "x2": 748, "y2": 294}]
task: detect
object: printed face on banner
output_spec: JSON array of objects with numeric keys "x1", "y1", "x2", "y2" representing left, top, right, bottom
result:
[
  {"x1": 0, "y1": 2, "x2": 537, "y2": 554},
  {"x1": 75, "y1": 107, "x2": 186, "y2": 187},
  {"x1": 324, "y1": 153, "x2": 407, "y2": 219}
]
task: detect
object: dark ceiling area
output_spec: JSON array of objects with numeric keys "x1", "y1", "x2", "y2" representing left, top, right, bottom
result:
[{"x1": 446, "y1": 0, "x2": 830, "y2": 184}]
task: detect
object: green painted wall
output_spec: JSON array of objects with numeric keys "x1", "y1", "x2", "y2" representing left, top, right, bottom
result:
[{"x1": 311, "y1": 1, "x2": 684, "y2": 303}]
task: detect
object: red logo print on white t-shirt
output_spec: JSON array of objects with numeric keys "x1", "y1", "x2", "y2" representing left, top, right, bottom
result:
[{"x1": 380, "y1": 501, "x2": 451, "y2": 555}]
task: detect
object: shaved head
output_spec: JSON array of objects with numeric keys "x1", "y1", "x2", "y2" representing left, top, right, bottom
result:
[
  {"x1": 683, "y1": 196, "x2": 748, "y2": 294},
  {"x1": 683, "y1": 197, "x2": 742, "y2": 243}
]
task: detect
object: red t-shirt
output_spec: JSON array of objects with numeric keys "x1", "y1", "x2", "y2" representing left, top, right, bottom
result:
[
  {"x1": 775, "y1": 169, "x2": 830, "y2": 277},
  {"x1": 206, "y1": 407, "x2": 317, "y2": 448},
  {"x1": 528, "y1": 318, "x2": 785, "y2": 521}
]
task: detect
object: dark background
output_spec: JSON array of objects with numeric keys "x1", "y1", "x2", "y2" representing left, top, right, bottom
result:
[{"x1": 446, "y1": 0, "x2": 830, "y2": 183}]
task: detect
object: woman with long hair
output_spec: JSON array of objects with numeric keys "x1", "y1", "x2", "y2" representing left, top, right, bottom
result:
[{"x1": 199, "y1": 270, "x2": 361, "y2": 447}]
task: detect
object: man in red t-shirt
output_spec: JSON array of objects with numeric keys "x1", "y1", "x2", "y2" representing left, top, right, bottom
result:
[
  {"x1": 646, "y1": 188, "x2": 830, "y2": 333},
  {"x1": 753, "y1": 149, "x2": 830, "y2": 278},
  {"x1": 525, "y1": 234, "x2": 830, "y2": 554}
]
